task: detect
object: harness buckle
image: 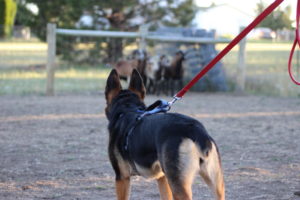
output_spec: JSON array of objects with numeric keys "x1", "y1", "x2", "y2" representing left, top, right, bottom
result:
[{"x1": 137, "y1": 99, "x2": 170, "y2": 120}]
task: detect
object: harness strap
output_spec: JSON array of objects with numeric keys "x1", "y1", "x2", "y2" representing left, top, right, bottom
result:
[
  {"x1": 124, "y1": 99, "x2": 170, "y2": 151},
  {"x1": 137, "y1": 99, "x2": 170, "y2": 120},
  {"x1": 124, "y1": 125, "x2": 137, "y2": 151}
]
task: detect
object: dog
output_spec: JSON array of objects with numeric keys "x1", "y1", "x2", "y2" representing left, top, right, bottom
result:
[{"x1": 105, "y1": 69, "x2": 225, "y2": 200}]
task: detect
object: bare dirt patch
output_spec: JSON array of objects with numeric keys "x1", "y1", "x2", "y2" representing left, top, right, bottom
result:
[{"x1": 0, "y1": 93, "x2": 299, "y2": 200}]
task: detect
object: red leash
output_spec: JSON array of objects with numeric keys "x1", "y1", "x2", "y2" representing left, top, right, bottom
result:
[
  {"x1": 172, "y1": 0, "x2": 286, "y2": 101},
  {"x1": 288, "y1": 0, "x2": 300, "y2": 85}
]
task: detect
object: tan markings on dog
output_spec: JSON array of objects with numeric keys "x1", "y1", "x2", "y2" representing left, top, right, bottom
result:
[
  {"x1": 106, "y1": 89, "x2": 121, "y2": 105},
  {"x1": 177, "y1": 139, "x2": 201, "y2": 199},
  {"x1": 114, "y1": 147, "x2": 131, "y2": 178},
  {"x1": 116, "y1": 178, "x2": 131, "y2": 200},
  {"x1": 157, "y1": 176, "x2": 173, "y2": 200},
  {"x1": 128, "y1": 88, "x2": 145, "y2": 100},
  {"x1": 135, "y1": 161, "x2": 165, "y2": 179},
  {"x1": 105, "y1": 69, "x2": 122, "y2": 105},
  {"x1": 128, "y1": 69, "x2": 146, "y2": 100},
  {"x1": 199, "y1": 143, "x2": 225, "y2": 200}
]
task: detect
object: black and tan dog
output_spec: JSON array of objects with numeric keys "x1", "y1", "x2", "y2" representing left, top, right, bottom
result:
[{"x1": 105, "y1": 69, "x2": 225, "y2": 200}]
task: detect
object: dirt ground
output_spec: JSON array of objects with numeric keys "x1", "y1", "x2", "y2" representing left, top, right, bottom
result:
[{"x1": 0, "y1": 93, "x2": 299, "y2": 200}]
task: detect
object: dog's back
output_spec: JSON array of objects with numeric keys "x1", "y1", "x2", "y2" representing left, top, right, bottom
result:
[
  {"x1": 130, "y1": 112, "x2": 213, "y2": 161},
  {"x1": 125, "y1": 112, "x2": 224, "y2": 199}
]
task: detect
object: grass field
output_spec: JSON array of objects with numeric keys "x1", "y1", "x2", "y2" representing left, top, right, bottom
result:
[
  {"x1": 0, "y1": 39, "x2": 299, "y2": 96},
  {"x1": 0, "y1": 40, "x2": 47, "y2": 68},
  {"x1": 218, "y1": 42, "x2": 300, "y2": 96},
  {"x1": 0, "y1": 66, "x2": 110, "y2": 95},
  {"x1": 0, "y1": 40, "x2": 111, "y2": 95}
]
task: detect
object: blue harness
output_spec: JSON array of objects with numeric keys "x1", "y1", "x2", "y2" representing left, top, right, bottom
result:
[{"x1": 124, "y1": 99, "x2": 171, "y2": 151}]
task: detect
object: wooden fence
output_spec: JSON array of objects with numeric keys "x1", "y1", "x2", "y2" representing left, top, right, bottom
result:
[{"x1": 46, "y1": 23, "x2": 246, "y2": 95}]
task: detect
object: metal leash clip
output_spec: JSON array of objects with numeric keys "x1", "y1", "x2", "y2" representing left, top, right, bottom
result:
[
  {"x1": 168, "y1": 96, "x2": 181, "y2": 107},
  {"x1": 137, "y1": 96, "x2": 182, "y2": 120}
]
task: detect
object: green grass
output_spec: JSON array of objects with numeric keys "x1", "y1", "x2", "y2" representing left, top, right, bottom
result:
[
  {"x1": 0, "y1": 65, "x2": 110, "y2": 95},
  {"x1": 217, "y1": 42, "x2": 300, "y2": 97},
  {"x1": 0, "y1": 40, "x2": 300, "y2": 96},
  {"x1": 0, "y1": 39, "x2": 111, "y2": 95},
  {"x1": 0, "y1": 40, "x2": 47, "y2": 68}
]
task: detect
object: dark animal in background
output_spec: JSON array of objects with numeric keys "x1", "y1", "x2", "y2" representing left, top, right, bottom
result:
[
  {"x1": 154, "y1": 54, "x2": 171, "y2": 95},
  {"x1": 166, "y1": 50, "x2": 185, "y2": 96},
  {"x1": 144, "y1": 55, "x2": 159, "y2": 94},
  {"x1": 131, "y1": 49, "x2": 148, "y2": 86},
  {"x1": 154, "y1": 51, "x2": 185, "y2": 96},
  {"x1": 115, "y1": 49, "x2": 184, "y2": 96},
  {"x1": 105, "y1": 69, "x2": 225, "y2": 200}
]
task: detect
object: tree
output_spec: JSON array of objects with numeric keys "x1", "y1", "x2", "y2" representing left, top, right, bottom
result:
[
  {"x1": 16, "y1": 0, "x2": 196, "y2": 63},
  {"x1": 256, "y1": 1, "x2": 292, "y2": 31},
  {"x1": 0, "y1": 0, "x2": 17, "y2": 38}
]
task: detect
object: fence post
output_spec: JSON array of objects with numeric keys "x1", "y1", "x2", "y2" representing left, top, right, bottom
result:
[
  {"x1": 236, "y1": 27, "x2": 247, "y2": 92},
  {"x1": 138, "y1": 25, "x2": 148, "y2": 50},
  {"x1": 46, "y1": 23, "x2": 56, "y2": 96}
]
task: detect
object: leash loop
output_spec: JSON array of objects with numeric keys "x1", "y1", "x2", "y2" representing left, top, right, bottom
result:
[{"x1": 288, "y1": 0, "x2": 300, "y2": 85}]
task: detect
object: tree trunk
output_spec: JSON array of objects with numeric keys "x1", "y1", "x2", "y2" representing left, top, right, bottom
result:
[{"x1": 107, "y1": 38, "x2": 123, "y2": 63}]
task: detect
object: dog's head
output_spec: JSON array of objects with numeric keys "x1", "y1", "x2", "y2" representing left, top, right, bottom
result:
[{"x1": 105, "y1": 69, "x2": 146, "y2": 119}]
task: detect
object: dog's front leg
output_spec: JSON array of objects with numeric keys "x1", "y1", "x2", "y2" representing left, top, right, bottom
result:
[
  {"x1": 116, "y1": 177, "x2": 131, "y2": 200},
  {"x1": 157, "y1": 176, "x2": 173, "y2": 200}
]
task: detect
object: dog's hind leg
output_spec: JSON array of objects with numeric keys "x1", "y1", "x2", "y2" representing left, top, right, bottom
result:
[
  {"x1": 157, "y1": 176, "x2": 173, "y2": 200},
  {"x1": 165, "y1": 171, "x2": 193, "y2": 200},
  {"x1": 162, "y1": 139, "x2": 200, "y2": 200},
  {"x1": 115, "y1": 177, "x2": 131, "y2": 200},
  {"x1": 199, "y1": 142, "x2": 225, "y2": 200}
]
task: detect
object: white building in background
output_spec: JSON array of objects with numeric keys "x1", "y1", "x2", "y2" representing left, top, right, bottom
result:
[
  {"x1": 193, "y1": 4, "x2": 254, "y2": 37},
  {"x1": 193, "y1": 0, "x2": 295, "y2": 39}
]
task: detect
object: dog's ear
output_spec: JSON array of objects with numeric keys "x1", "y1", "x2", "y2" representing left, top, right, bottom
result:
[
  {"x1": 128, "y1": 69, "x2": 146, "y2": 100},
  {"x1": 105, "y1": 69, "x2": 122, "y2": 104}
]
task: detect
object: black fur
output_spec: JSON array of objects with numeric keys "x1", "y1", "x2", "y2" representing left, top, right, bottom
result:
[
  {"x1": 106, "y1": 89, "x2": 214, "y2": 180},
  {"x1": 105, "y1": 69, "x2": 225, "y2": 199}
]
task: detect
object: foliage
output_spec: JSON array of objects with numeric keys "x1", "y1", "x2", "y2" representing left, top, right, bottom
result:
[
  {"x1": 160, "y1": 0, "x2": 195, "y2": 27},
  {"x1": 0, "y1": 0, "x2": 17, "y2": 38},
  {"x1": 15, "y1": 0, "x2": 196, "y2": 63},
  {"x1": 256, "y1": 1, "x2": 292, "y2": 31}
]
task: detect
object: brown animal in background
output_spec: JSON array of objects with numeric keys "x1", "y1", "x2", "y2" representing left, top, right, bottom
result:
[
  {"x1": 114, "y1": 49, "x2": 147, "y2": 84},
  {"x1": 131, "y1": 49, "x2": 148, "y2": 85},
  {"x1": 114, "y1": 60, "x2": 138, "y2": 83},
  {"x1": 169, "y1": 50, "x2": 185, "y2": 81},
  {"x1": 151, "y1": 54, "x2": 170, "y2": 95}
]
